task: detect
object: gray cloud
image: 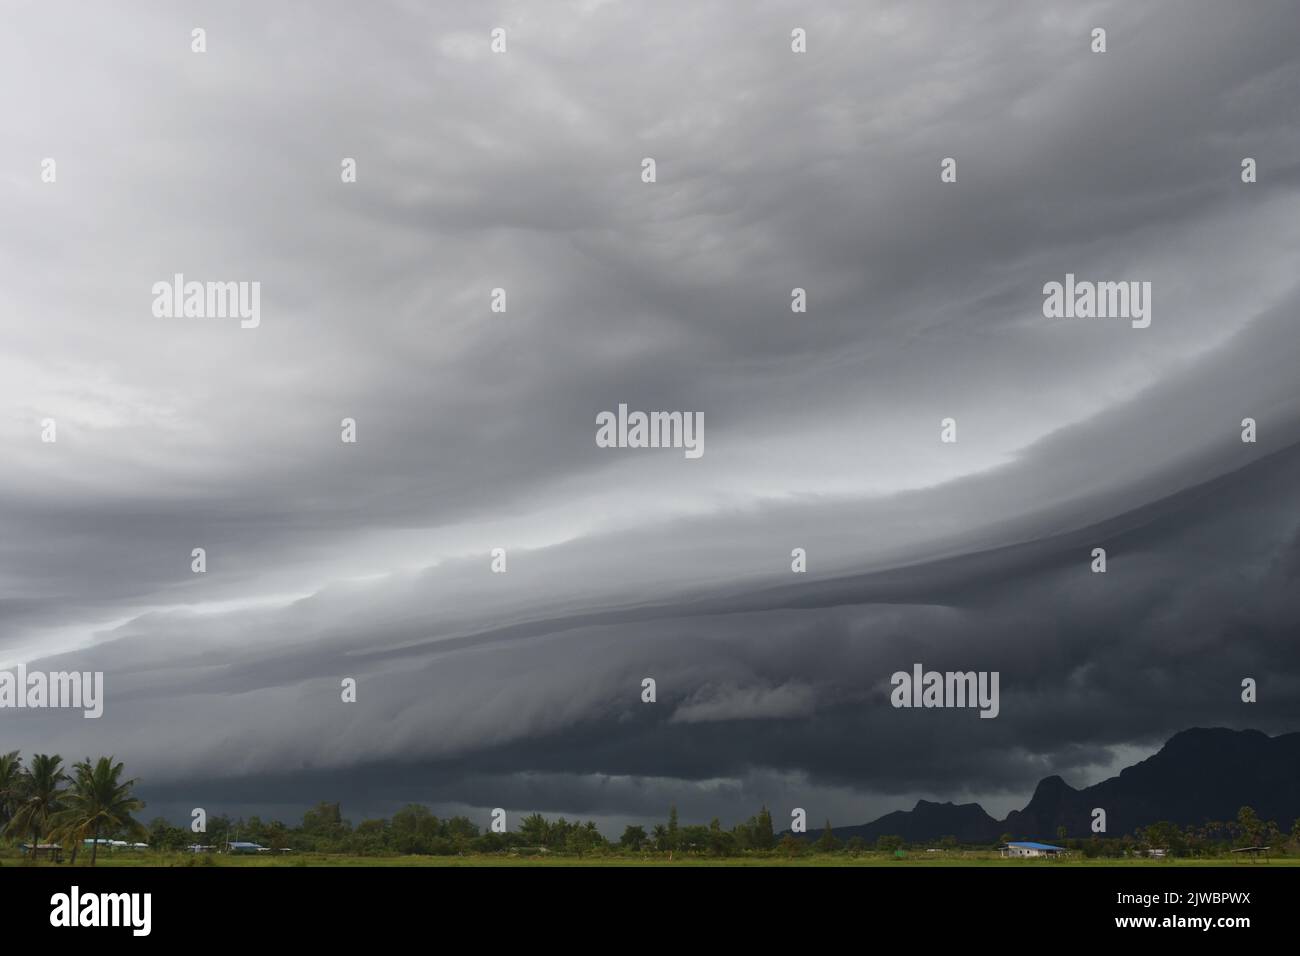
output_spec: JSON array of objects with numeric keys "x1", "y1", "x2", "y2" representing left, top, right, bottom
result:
[{"x1": 2, "y1": 0, "x2": 1299, "y2": 831}]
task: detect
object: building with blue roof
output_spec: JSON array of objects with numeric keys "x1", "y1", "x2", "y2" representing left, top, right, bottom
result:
[{"x1": 1001, "y1": 841, "x2": 1066, "y2": 858}]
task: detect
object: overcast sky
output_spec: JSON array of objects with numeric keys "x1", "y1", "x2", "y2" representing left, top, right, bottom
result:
[{"x1": 2, "y1": 0, "x2": 1299, "y2": 833}]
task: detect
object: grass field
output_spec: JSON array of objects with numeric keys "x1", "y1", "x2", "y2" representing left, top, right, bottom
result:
[{"x1": 2, "y1": 848, "x2": 1295, "y2": 867}]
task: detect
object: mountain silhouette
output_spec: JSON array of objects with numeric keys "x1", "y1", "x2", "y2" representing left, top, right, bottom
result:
[{"x1": 797, "y1": 728, "x2": 1300, "y2": 844}]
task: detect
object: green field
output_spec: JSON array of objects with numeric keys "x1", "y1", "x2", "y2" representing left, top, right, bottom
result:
[{"x1": 3, "y1": 848, "x2": 1294, "y2": 868}]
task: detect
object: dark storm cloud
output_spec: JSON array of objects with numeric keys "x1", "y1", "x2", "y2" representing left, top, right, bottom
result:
[
  {"x1": 3, "y1": 0, "x2": 1300, "y2": 828},
  {"x1": 21, "y1": 427, "x2": 1300, "y2": 825}
]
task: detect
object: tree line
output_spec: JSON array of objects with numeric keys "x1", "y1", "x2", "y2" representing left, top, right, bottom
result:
[
  {"x1": 3, "y1": 750, "x2": 1297, "y2": 861},
  {"x1": 143, "y1": 801, "x2": 783, "y2": 857},
  {"x1": 1033, "y1": 805, "x2": 1299, "y2": 858}
]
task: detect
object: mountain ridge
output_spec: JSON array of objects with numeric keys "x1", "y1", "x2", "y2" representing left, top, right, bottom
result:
[{"x1": 794, "y1": 728, "x2": 1300, "y2": 844}]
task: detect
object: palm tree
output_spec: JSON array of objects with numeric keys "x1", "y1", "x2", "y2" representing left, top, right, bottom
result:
[
  {"x1": 0, "y1": 751, "x2": 23, "y2": 833},
  {"x1": 651, "y1": 823, "x2": 669, "y2": 851},
  {"x1": 49, "y1": 757, "x2": 147, "y2": 866},
  {"x1": 4, "y1": 753, "x2": 68, "y2": 858}
]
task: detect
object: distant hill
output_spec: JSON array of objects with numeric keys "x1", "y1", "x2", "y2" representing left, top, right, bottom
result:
[
  {"x1": 793, "y1": 728, "x2": 1300, "y2": 844},
  {"x1": 821, "y1": 798, "x2": 1001, "y2": 845}
]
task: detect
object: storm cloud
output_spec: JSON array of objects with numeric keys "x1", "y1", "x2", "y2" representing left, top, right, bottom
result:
[{"x1": 2, "y1": 0, "x2": 1299, "y2": 831}]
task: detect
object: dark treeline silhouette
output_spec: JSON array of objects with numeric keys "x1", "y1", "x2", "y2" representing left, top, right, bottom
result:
[
  {"x1": 3, "y1": 750, "x2": 1298, "y2": 861},
  {"x1": 124, "y1": 802, "x2": 1300, "y2": 860},
  {"x1": 143, "y1": 802, "x2": 781, "y2": 858}
]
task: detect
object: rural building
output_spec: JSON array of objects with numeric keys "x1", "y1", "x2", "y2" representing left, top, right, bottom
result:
[
  {"x1": 20, "y1": 843, "x2": 63, "y2": 862},
  {"x1": 227, "y1": 841, "x2": 267, "y2": 854},
  {"x1": 81, "y1": 838, "x2": 148, "y2": 852},
  {"x1": 1000, "y1": 841, "x2": 1065, "y2": 858}
]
